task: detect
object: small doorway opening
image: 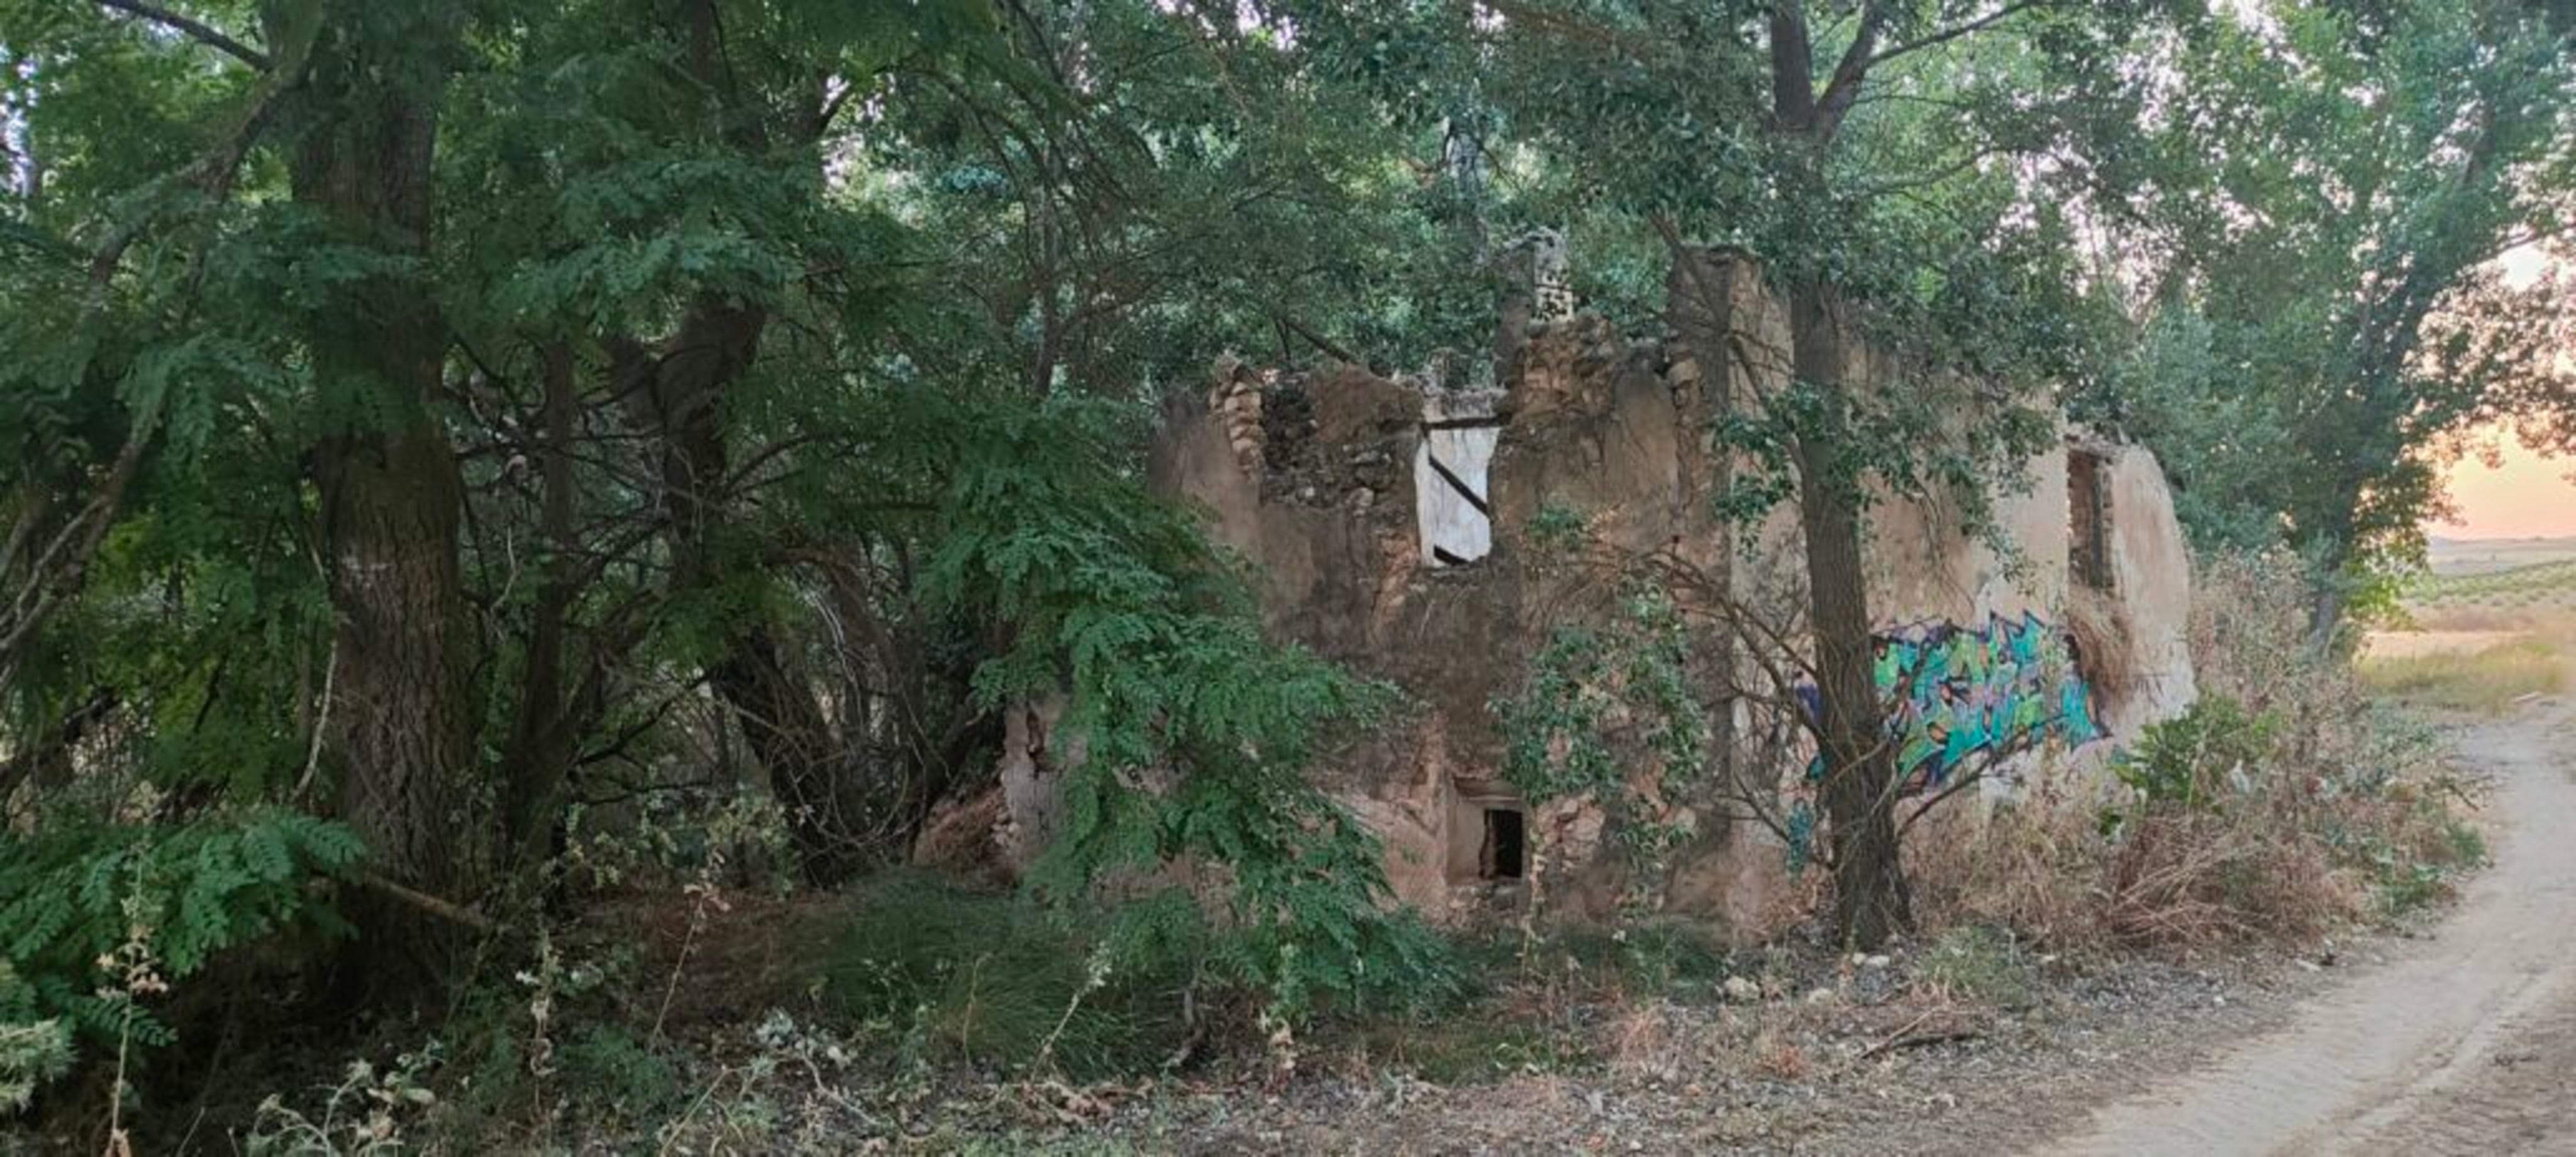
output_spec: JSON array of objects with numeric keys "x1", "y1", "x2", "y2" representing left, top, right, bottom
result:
[{"x1": 1479, "y1": 807, "x2": 1527, "y2": 880}]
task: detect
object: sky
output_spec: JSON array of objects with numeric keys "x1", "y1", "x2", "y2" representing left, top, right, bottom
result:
[
  {"x1": 2431, "y1": 244, "x2": 2576, "y2": 542},
  {"x1": 2434, "y1": 433, "x2": 2576, "y2": 541}
]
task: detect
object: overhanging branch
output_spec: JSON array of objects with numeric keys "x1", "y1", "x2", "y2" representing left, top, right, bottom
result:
[
  {"x1": 1866, "y1": 1, "x2": 2053, "y2": 70},
  {"x1": 94, "y1": 0, "x2": 273, "y2": 71}
]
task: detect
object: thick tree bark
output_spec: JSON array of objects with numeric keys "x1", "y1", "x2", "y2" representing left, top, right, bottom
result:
[
  {"x1": 1788, "y1": 282, "x2": 1911, "y2": 948},
  {"x1": 289, "y1": 3, "x2": 480, "y2": 984},
  {"x1": 1767, "y1": 3, "x2": 1910, "y2": 948}
]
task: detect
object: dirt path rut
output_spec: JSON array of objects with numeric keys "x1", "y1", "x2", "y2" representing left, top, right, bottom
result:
[{"x1": 2043, "y1": 697, "x2": 2576, "y2": 1155}]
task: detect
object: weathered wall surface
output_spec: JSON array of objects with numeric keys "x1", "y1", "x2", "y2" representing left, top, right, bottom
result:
[
  {"x1": 1149, "y1": 322, "x2": 1721, "y2": 917},
  {"x1": 2099, "y1": 449, "x2": 2199, "y2": 731},
  {"x1": 1020, "y1": 253, "x2": 2198, "y2": 941}
]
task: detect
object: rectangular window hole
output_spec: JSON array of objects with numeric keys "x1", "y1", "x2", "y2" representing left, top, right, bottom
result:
[
  {"x1": 1480, "y1": 807, "x2": 1526, "y2": 880},
  {"x1": 2068, "y1": 449, "x2": 2114, "y2": 593},
  {"x1": 1418, "y1": 421, "x2": 1498, "y2": 568}
]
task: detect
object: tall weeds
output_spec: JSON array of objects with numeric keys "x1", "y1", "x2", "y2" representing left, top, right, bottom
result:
[{"x1": 1910, "y1": 551, "x2": 2484, "y2": 952}]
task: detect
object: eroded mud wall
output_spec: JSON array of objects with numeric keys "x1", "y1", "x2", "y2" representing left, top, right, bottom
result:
[{"x1": 1112, "y1": 255, "x2": 2197, "y2": 938}]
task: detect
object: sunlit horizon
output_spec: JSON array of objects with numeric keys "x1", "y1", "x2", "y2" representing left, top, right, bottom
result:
[{"x1": 2432, "y1": 430, "x2": 2576, "y2": 541}]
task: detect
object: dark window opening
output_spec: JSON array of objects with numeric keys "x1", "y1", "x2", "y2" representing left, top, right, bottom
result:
[
  {"x1": 2069, "y1": 450, "x2": 2113, "y2": 593},
  {"x1": 1479, "y1": 807, "x2": 1527, "y2": 880}
]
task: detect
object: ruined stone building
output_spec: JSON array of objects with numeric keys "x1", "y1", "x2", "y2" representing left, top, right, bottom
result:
[
  {"x1": 923, "y1": 246, "x2": 2201, "y2": 943},
  {"x1": 1131, "y1": 248, "x2": 2200, "y2": 941}
]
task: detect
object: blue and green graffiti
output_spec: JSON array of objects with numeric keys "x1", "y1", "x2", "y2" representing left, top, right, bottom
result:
[{"x1": 1799, "y1": 611, "x2": 2102, "y2": 791}]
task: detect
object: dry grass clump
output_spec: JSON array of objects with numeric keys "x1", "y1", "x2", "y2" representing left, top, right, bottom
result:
[
  {"x1": 2062, "y1": 584, "x2": 2140, "y2": 706},
  {"x1": 1905, "y1": 787, "x2": 2110, "y2": 951},
  {"x1": 1911, "y1": 550, "x2": 2486, "y2": 954},
  {"x1": 2098, "y1": 810, "x2": 2353, "y2": 945}
]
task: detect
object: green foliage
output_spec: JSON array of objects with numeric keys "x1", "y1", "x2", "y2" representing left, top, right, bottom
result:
[
  {"x1": 1448, "y1": 0, "x2": 2136, "y2": 526},
  {"x1": 0, "y1": 809, "x2": 362, "y2": 1046},
  {"x1": 1497, "y1": 582, "x2": 1714, "y2": 911},
  {"x1": 2085, "y1": 0, "x2": 2575, "y2": 610},
  {"x1": 2337, "y1": 801, "x2": 2491, "y2": 920},
  {"x1": 893, "y1": 390, "x2": 1457, "y2": 1021},
  {"x1": 556, "y1": 1024, "x2": 680, "y2": 1120},
  {"x1": 0, "y1": 962, "x2": 72, "y2": 1116},
  {"x1": 0, "y1": 0, "x2": 2560, "y2": 1139},
  {"x1": 2107, "y1": 696, "x2": 2282, "y2": 818},
  {"x1": 1509, "y1": 922, "x2": 1735, "y2": 1001}
]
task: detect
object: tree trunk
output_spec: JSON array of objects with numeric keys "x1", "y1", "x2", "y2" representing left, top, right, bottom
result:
[
  {"x1": 2303, "y1": 488, "x2": 2362, "y2": 655},
  {"x1": 289, "y1": 3, "x2": 480, "y2": 986},
  {"x1": 500, "y1": 343, "x2": 599, "y2": 870},
  {"x1": 1789, "y1": 280, "x2": 1911, "y2": 949},
  {"x1": 2307, "y1": 570, "x2": 2350, "y2": 655},
  {"x1": 594, "y1": 0, "x2": 880, "y2": 887},
  {"x1": 709, "y1": 630, "x2": 869, "y2": 883},
  {"x1": 1762, "y1": 3, "x2": 1911, "y2": 950},
  {"x1": 622, "y1": 300, "x2": 875, "y2": 885}
]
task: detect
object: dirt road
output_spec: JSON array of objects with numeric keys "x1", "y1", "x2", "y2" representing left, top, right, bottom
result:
[{"x1": 2043, "y1": 696, "x2": 2576, "y2": 1156}]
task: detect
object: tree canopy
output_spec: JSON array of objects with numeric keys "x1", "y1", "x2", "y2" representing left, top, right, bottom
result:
[{"x1": 1, "y1": 0, "x2": 2570, "y2": 1138}]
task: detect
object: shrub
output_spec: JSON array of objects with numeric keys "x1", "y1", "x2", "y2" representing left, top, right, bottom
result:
[
  {"x1": 914, "y1": 392, "x2": 1459, "y2": 1024},
  {"x1": 2101, "y1": 809, "x2": 2349, "y2": 944},
  {"x1": 2107, "y1": 696, "x2": 2279, "y2": 817},
  {"x1": 1496, "y1": 583, "x2": 1716, "y2": 916},
  {"x1": 557, "y1": 1025, "x2": 680, "y2": 1121},
  {"x1": 0, "y1": 809, "x2": 362, "y2": 1051},
  {"x1": 1906, "y1": 793, "x2": 2109, "y2": 951},
  {"x1": 0, "y1": 963, "x2": 71, "y2": 1116},
  {"x1": 1914, "y1": 550, "x2": 2485, "y2": 951},
  {"x1": 243, "y1": 1048, "x2": 443, "y2": 1156}
]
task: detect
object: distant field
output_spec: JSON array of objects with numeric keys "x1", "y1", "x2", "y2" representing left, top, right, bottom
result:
[
  {"x1": 2404, "y1": 558, "x2": 2576, "y2": 617},
  {"x1": 2358, "y1": 636, "x2": 2564, "y2": 712},
  {"x1": 2376, "y1": 547, "x2": 2576, "y2": 711},
  {"x1": 2425, "y1": 536, "x2": 2576, "y2": 577}
]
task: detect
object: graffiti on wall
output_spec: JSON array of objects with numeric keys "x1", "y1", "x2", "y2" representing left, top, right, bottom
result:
[{"x1": 1797, "y1": 611, "x2": 2103, "y2": 792}]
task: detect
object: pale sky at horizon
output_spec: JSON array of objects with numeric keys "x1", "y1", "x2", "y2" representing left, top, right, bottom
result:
[{"x1": 2433, "y1": 432, "x2": 2576, "y2": 541}]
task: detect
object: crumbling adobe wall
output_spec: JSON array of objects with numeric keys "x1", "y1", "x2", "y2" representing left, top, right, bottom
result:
[
  {"x1": 1146, "y1": 314, "x2": 1772, "y2": 929},
  {"x1": 1149, "y1": 359, "x2": 1545, "y2": 913},
  {"x1": 1677, "y1": 252, "x2": 2196, "y2": 791},
  {"x1": 1123, "y1": 254, "x2": 2199, "y2": 940},
  {"x1": 2096, "y1": 448, "x2": 2198, "y2": 730}
]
